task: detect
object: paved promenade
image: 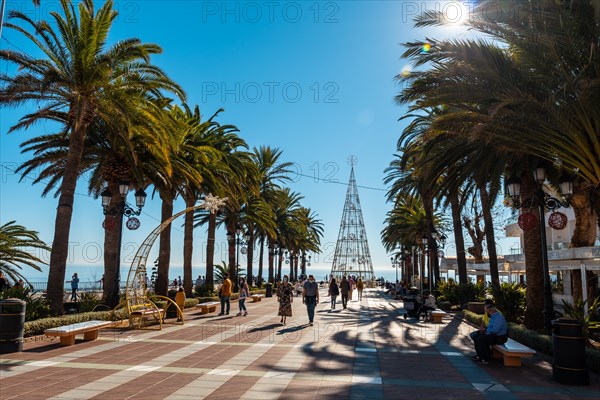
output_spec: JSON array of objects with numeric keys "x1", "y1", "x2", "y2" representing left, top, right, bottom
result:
[{"x1": 1, "y1": 289, "x2": 599, "y2": 399}]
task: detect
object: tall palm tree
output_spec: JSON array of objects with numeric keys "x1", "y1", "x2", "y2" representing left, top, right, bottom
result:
[
  {"x1": 0, "y1": 0, "x2": 184, "y2": 314},
  {"x1": 0, "y1": 221, "x2": 49, "y2": 284}
]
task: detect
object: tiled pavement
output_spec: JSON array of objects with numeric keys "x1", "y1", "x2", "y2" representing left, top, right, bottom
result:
[{"x1": 1, "y1": 289, "x2": 599, "y2": 399}]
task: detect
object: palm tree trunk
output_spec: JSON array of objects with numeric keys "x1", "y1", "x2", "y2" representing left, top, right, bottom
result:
[
  {"x1": 569, "y1": 180, "x2": 597, "y2": 302},
  {"x1": 422, "y1": 193, "x2": 440, "y2": 285},
  {"x1": 156, "y1": 193, "x2": 174, "y2": 296},
  {"x1": 183, "y1": 193, "x2": 195, "y2": 297},
  {"x1": 278, "y1": 251, "x2": 284, "y2": 280},
  {"x1": 449, "y1": 192, "x2": 468, "y2": 284},
  {"x1": 479, "y1": 182, "x2": 500, "y2": 287},
  {"x1": 268, "y1": 239, "x2": 274, "y2": 283},
  {"x1": 246, "y1": 231, "x2": 254, "y2": 287},
  {"x1": 206, "y1": 212, "x2": 217, "y2": 288},
  {"x1": 227, "y1": 223, "x2": 236, "y2": 285},
  {"x1": 102, "y1": 180, "x2": 124, "y2": 304},
  {"x1": 47, "y1": 125, "x2": 87, "y2": 316},
  {"x1": 257, "y1": 235, "x2": 264, "y2": 287},
  {"x1": 521, "y1": 172, "x2": 544, "y2": 330}
]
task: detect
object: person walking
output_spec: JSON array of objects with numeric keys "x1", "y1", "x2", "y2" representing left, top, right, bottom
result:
[
  {"x1": 218, "y1": 273, "x2": 232, "y2": 316},
  {"x1": 303, "y1": 274, "x2": 319, "y2": 325},
  {"x1": 356, "y1": 277, "x2": 364, "y2": 301},
  {"x1": 473, "y1": 304, "x2": 508, "y2": 364},
  {"x1": 237, "y1": 277, "x2": 249, "y2": 316},
  {"x1": 328, "y1": 278, "x2": 339, "y2": 310},
  {"x1": 277, "y1": 275, "x2": 294, "y2": 325},
  {"x1": 68, "y1": 273, "x2": 79, "y2": 301},
  {"x1": 348, "y1": 276, "x2": 355, "y2": 301},
  {"x1": 339, "y1": 276, "x2": 350, "y2": 309}
]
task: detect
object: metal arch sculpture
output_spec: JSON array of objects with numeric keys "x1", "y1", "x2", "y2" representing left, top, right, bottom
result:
[{"x1": 124, "y1": 202, "x2": 213, "y2": 322}]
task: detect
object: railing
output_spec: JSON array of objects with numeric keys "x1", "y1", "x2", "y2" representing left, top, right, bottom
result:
[{"x1": 24, "y1": 281, "x2": 126, "y2": 293}]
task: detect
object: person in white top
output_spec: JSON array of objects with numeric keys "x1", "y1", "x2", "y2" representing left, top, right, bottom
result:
[{"x1": 421, "y1": 291, "x2": 437, "y2": 320}]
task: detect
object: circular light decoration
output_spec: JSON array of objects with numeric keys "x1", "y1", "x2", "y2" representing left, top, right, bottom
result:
[
  {"x1": 349, "y1": 233, "x2": 356, "y2": 240},
  {"x1": 241, "y1": 246, "x2": 248, "y2": 255},
  {"x1": 548, "y1": 212, "x2": 568, "y2": 230},
  {"x1": 359, "y1": 257, "x2": 366, "y2": 264},
  {"x1": 126, "y1": 217, "x2": 141, "y2": 230},
  {"x1": 518, "y1": 212, "x2": 538, "y2": 231},
  {"x1": 102, "y1": 216, "x2": 116, "y2": 231}
]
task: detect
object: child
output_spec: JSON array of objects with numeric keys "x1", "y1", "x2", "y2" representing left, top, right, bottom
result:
[{"x1": 175, "y1": 287, "x2": 186, "y2": 322}]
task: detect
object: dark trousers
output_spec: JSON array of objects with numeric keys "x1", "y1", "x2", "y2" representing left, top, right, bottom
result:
[
  {"x1": 305, "y1": 295, "x2": 317, "y2": 322},
  {"x1": 220, "y1": 296, "x2": 230, "y2": 314},
  {"x1": 341, "y1": 292, "x2": 349, "y2": 308},
  {"x1": 470, "y1": 330, "x2": 484, "y2": 343},
  {"x1": 475, "y1": 334, "x2": 508, "y2": 361}
]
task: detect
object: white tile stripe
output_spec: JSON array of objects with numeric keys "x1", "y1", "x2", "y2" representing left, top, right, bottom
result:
[{"x1": 49, "y1": 315, "x2": 275, "y2": 400}]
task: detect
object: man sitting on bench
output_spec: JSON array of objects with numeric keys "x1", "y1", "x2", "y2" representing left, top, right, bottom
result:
[{"x1": 472, "y1": 304, "x2": 508, "y2": 365}]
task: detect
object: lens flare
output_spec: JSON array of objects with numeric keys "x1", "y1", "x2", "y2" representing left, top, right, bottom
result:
[
  {"x1": 400, "y1": 66, "x2": 412, "y2": 78},
  {"x1": 422, "y1": 43, "x2": 431, "y2": 53}
]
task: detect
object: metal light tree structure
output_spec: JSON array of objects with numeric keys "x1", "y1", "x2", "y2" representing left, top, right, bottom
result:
[{"x1": 330, "y1": 157, "x2": 375, "y2": 281}]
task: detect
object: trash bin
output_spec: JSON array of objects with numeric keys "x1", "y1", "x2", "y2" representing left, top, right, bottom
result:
[
  {"x1": 552, "y1": 318, "x2": 589, "y2": 385},
  {"x1": 265, "y1": 283, "x2": 273, "y2": 298},
  {"x1": 166, "y1": 291, "x2": 178, "y2": 318},
  {"x1": 0, "y1": 299, "x2": 26, "y2": 353}
]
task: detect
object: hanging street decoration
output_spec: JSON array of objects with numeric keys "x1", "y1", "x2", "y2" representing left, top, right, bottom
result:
[
  {"x1": 548, "y1": 212, "x2": 568, "y2": 230},
  {"x1": 518, "y1": 212, "x2": 538, "y2": 231}
]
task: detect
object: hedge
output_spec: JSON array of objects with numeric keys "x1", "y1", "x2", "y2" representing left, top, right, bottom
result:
[{"x1": 463, "y1": 310, "x2": 600, "y2": 374}]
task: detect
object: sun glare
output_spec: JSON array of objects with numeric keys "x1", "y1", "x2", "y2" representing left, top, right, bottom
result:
[{"x1": 443, "y1": 2, "x2": 471, "y2": 26}]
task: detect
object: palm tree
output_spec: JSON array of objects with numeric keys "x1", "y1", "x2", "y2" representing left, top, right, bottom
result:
[
  {"x1": 0, "y1": 0, "x2": 184, "y2": 314},
  {"x1": 0, "y1": 221, "x2": 49, "y2": 284}
]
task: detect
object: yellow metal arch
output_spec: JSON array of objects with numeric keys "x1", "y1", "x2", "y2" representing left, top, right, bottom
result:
[{"x1": 124, "y1": 204, "x2": 205, "y2": 324}]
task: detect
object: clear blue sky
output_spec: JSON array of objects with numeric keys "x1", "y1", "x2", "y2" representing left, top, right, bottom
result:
[{"x1": 1, "y1": 1, "x2": 507, "y2": 280}]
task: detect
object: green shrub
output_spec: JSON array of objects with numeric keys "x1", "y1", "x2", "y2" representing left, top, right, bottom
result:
[
  {"x1": 1, "y1": 286, "x2": 51, "y2": 321},
  {"x1": 507, "y1": 322, "x2": 553, "y2": 355},
  {"x1": 585, "y1": 347, "x2": 600, "y2": 374},
  {"x1": 438, "y1": 301, "x2": 451, "y2": 312},
  {"x1": 561, "y1": 297, "x2": 600, "y2": 344},
  {"x1": 78, "y1": 292, "x2": 101, "y2": 313},
  {"x1": 438, "y1": 281, "x2": 485, "y2": 307},
  {"x1": 194, "y1": 284, "x2": 215, "y2": 298},
  {"x1": 25, "y1": 309, "x2": 127, "y2": 337},
  {"x1": 463, "y1": 310, "x2": 484, "y2": 326},
  {"x1": 489, "y1": 282, "x2": 526, "y2": 323}
]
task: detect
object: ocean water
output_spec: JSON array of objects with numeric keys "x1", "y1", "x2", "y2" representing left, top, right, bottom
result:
[{"x1": 19, "y1": 264, "x2": 400, "y2": 287}]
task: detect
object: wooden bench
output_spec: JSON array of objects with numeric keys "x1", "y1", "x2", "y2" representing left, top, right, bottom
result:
[
  {"x1": 250, "y1": 294, "x2": 264, "y2": 303},
  {"x1": 196, "y1": 301, "x2": 220, "y2": 314},
  {"x1": 492, "y1": 338, "x2": 536, "y2": 367},
  {"x1": 45, "y1": 320, "x2": 112, "y2": 346},
  {"x1": 129, "y1": 304, "x2": 165, "y2": 329},
  {"x1": 430, "y1": 310, "x2": 447, "y2": 323}
]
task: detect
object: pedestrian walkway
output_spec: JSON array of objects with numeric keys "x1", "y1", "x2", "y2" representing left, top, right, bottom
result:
[{"x1": 1, "y1": 289, "x2": 599, "y2": 399}]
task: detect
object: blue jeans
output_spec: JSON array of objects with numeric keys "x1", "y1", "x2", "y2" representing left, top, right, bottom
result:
[
  {"x1": 220, "y1": 296, "x2": 230, "y2": 314},
  {"x1": 330, "y1": 295, "x2": 337, "y2": 309},
  {"x1": 305, "y1": 295, "x2": 317, "y2": 322},
  {"x1": 239, "y1": 298, "x2": 247, "y2": 312}
]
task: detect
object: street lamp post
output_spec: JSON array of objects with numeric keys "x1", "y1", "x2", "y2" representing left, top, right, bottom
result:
[
  {"x1": 227, "y1": 226, "x2": 250, "y2": 292},
  {"x1": 391, "y1": 255, "x2": 400, "y2": 285},
  {"x1": 101, "y1": 182, "x2": 146, "y2": 308},
  {"x1": 506, "y1": 169, "x2": 574, "y2": 333}
]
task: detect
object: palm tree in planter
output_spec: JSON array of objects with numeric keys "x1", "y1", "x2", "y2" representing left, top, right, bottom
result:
[{"x1": 0, "y1": 0, "x2": 184, "y2": 314}]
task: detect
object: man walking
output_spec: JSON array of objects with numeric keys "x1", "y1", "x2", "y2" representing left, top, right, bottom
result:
[
  {"x1": 473, "y1": 304, "x2": 508, "y2": 364},
  {"x1": 340, "y1": 276, "x2": 350, "y2": 309},
  {"x1": 218, "y1": 272, "x2": 232, "y2": 316},
  {"x1": 303, "y1": 274, "x2": 319, "y2": 326}
]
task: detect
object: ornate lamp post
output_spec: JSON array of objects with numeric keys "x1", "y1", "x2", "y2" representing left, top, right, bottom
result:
[
  {"x1": 227, "y1": 226, "x2": 250, "y2": 292},
  {"x1": 506, "y1": 168, "x2": 574, "y2": 332},
  {"x1": 391, "y1": 255, "x2": 401, "y2": 285},
  {"x1": 101, "y1": 181, "x2": 146, "y2": 308}
]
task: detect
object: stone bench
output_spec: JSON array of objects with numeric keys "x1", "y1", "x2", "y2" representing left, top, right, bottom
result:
[
  {"x1": 45, "y1": 320, "x2": 113, "y2": 346},
  {"x1": 492, "y1": 338, "x2": 536, "y2": 367},
  {"x1": 430, "y1": 310, "x2": 447, "y2": 323},
  {"x1": 250, "y1": 294, "x2": 265, "y2": 303},
  {"x1": 196, "y1": 301, "x2": 220, "y2": 314}
]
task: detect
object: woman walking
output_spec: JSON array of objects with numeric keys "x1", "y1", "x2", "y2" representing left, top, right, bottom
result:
[
  {"x1": 356, "y1": 277, "x2": 364, "y2": 301},
  {"x1": 277, "y1": 275, "x2": 294, "y2": 325},
  {"x1": 329, "y1": 278, "x2": 340, "y2": 310},
  {"x1": 237, "y1": 277, "x2": 249, "y2": 316}
]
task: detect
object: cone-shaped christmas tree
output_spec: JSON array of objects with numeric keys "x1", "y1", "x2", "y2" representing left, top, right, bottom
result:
[{"x1": 330, "y1": 165, "x2": 375, "y2": 281}]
